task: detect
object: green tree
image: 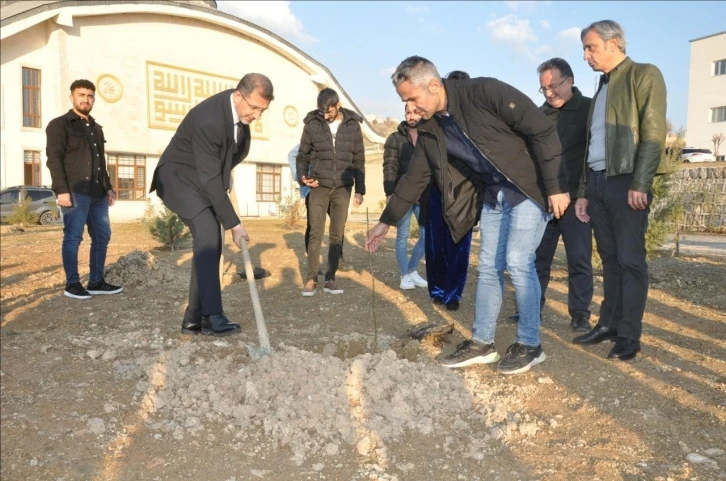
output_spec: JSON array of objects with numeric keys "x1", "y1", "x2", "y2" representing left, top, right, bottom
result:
[
  {"x1": 645, "y1": 129, "x2": 685, "y2": 257},
  {"x1": 7, "y1": 194, "x2": 37, "y2": 226},
  {"x1": 148, "y1": 205, "x2": 191, "y2": 250}
]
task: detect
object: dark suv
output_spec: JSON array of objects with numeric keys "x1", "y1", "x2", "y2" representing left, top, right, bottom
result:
[{"x1": 0, "y1": 186, "x2": 59, "y2": 225}]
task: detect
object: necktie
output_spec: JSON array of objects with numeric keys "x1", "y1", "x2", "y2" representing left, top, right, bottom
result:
[
  {"x1": 236, "y1": 121, "x2": 244, "y2": 150},
  {"x1": 234, "y1": 121, "x2": 245, "y2": 153}
]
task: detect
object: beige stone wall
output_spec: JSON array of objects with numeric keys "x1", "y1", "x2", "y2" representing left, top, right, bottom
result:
[{"x1": 671, "y1": 166, "x2": 726, "y2": 232}]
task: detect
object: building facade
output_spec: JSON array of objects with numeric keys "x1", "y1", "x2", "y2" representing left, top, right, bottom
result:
[
  {"x1": 0, "y1": 0, "x2": 385, "y2": 220},
  {"x1": 686, "y1": 31, "x2": 726, "y2": 159}
]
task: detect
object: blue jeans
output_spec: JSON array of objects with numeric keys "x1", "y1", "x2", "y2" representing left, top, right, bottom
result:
[
  {"x1": 396, "y1": 204, "x2": 426, "y2": 276},
  {"x1": 60, "y1": 193, "x2": 111, "y2": 284},
  {"x1": 472, "y1": 191, "x2": 551, "y2": 347}
]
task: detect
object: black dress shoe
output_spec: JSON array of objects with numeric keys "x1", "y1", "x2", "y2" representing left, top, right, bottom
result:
[
  {"x1": 570, "y1": 316, "x2": 591, "y2": 333},
  {"x1": 446, "y1": 299, "x2": 460, "y2": 311},
  {"x1": 608, "y1": 337, "x2": 641, "y2": 361},
  {"x1": 433, "y1": 297, "x2": 444, "y2": 305},
  {"x1": 181, "y1": 308, "x2": 202, "y2": 335},
  {"x1": 572, "y1": 324, "x2": 618, "y2": 345},
  {"x1": 201, "y1": 313, "x2": 241, "y2": 336}
]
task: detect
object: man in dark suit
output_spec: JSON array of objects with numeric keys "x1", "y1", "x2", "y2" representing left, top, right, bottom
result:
[{"x1": 150, "y1": 73, "x2": 274, "y2": 336}]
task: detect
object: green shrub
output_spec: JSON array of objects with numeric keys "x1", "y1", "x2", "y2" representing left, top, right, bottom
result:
[
  {"x1": 7, "y1": 194, "x2": 37, "y2": 226},
  {"x1": 148, "y1": 205, "x2": 191, "y2": 250},
  {"x1": 278, "y1": 183, "x2": 304, "y2": 229},
  {"x1": 646, "y1": 130, "x2": 685, "y2": 257}
]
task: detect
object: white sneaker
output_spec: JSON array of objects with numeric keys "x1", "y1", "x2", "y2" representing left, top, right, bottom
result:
[
  {"x1": 408, "y1": 271, "x2": 428, "y2": 288},
  {"x1": 400, "y1": 274, "x2": 415, "y2": 290}
]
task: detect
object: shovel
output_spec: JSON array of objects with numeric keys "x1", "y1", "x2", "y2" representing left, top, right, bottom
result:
[{"x1": 239, "y1": 236, "x2": 272, "y2": 360}]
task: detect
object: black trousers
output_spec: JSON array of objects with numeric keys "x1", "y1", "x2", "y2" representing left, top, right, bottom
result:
[
  {"x1": 304, "y1": 194, "x2": 344, "y2": 256},
  {"x1": 306, "y1": 186, "x2": 351, "y2": 282},
  {"x1": 587, "y1": 170, "x2": 651, "y2": 340},
  {"x1": 535, "y1": 202, "x2": 593, "y2": 319},
  {"x1": 180, "y1": 207, "x2": 223, "y2": 317}
]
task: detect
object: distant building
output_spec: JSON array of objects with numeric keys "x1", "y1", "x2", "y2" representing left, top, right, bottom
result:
[
  {"x1": 686, "y1": 31, "x2": 726, "y2": 159},
  {"x1": 0, "y1": 0, "x2": 385, "y2": 220}
]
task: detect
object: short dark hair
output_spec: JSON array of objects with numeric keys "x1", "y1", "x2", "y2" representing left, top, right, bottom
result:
[
  {"x1": 446, "y1": 71, "x2": 470, "y2": 80},
  {"x1": 70, "y1": 79, "x2": 95, "y2": 92},
  {"x1": 317, "y1": 88, "x2": 339, "y2": 112},
  {"x1": 537, "y1": 58, "x2": 574, "y2": 80},
  {"x1": 237, "y1": 73, "x2": 274, "y2": 101}
]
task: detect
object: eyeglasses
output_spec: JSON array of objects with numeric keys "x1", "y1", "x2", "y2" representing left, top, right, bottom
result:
[
  {"x1": 538, "y1": 77, "x2": 570, "y2": 94},
  {"x1": 238, "y1": 91, "x2": 267, "y2": 114}
]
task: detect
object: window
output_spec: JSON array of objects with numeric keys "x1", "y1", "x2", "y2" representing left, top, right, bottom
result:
[
  {"x1": 0, "y1": 190, "x2": 19, "y2": 204},
  {"x1": 24, "y1": 150, "x2": 41, "y2": 186},
  {"x1": 106, "y1": 153, "x2": 146, "y2": 200},
  {"x1": 22, "y1": 67, "x2": 41, "y2": 128},
  {"x1": 711, "y1": 106, "x2": 726, "y2": 123},
  {"x1": 27, "y1": 189, "x2": 53, "y2": 202},
  {"x1": 714, "y1": 59, "x2": 726, "y2": 76},
  {"x1": 256, "y1": 164, "x2": 281, "y2": 202}
]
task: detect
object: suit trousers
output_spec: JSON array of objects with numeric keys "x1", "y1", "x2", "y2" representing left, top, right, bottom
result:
[
  {"x1": 587, "y1": 170, "x2": 651, "y2": 340},
  {"x1": 534, "y1": 202, "x2": 593, "y2": 320},
  {"x1": 180, "y1": 207, "x2": 224, "y2": 317}
]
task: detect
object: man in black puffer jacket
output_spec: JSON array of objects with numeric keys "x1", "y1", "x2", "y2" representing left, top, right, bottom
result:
[
  {"x1": 297, "y1": 88, "x2": 365, "y2": 297},
  {"x1": 383, "y1": 104, "x2": 430, "y2": 291},
  {"x1": 366, "y1": 56, "x2": 570, "y2": 376}
]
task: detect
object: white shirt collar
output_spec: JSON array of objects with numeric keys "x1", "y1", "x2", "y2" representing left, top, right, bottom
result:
[{"x1": 230, "y1": 93, "x2": 240, "y2": 125}]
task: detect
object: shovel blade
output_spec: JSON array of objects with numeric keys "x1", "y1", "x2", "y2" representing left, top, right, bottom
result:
[{"x1": 246, "y1": 344, "x2": 272, "y2": 361}]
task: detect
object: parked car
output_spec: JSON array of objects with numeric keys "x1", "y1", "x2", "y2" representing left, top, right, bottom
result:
[
  {"x1": 0, "y1": 185, "x2": 59, "y2": 225},
  {"x1": 680, "y1": 148, "x2": 715, "y2": 163}
]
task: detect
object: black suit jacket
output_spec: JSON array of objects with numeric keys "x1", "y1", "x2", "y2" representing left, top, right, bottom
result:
[{"x1": 150, "y1": 89, "x2": 251, "y2": 229}]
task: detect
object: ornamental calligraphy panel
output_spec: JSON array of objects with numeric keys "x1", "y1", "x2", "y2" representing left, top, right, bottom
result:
[{"x1": 146, "y1": 61, "x2": 269, "y2": 139}]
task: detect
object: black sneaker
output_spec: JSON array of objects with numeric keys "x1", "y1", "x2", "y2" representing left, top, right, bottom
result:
[
  {"x1": 87, "y1": 279, "x2": 124, "y2": 295},
  {"x1": 441, "y1": 339, "x2": 500, "y2": 368},
  {"x1": 64, "y1": 282, "x2": 92, "y2": 300},
  {"x1": 498, "y1": 343, "x2": 547, "y2": 375}
]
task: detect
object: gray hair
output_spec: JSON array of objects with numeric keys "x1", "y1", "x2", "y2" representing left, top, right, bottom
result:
[
  {"x1": 391, "y1": 56, "x2": 441, "y2": 88},
  {"x1": 581, "y1": 20, "x2": 627, "y2": 54}
]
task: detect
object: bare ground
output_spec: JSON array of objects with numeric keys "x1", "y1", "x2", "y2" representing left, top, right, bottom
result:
[{"x1": 1, "y1": 219, "x2": 725, "y2": 481}]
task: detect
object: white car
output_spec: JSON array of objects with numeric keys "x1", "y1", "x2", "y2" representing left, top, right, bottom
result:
[{"x1": 680, "y1": 148, "x2": 715, "y2": 163}]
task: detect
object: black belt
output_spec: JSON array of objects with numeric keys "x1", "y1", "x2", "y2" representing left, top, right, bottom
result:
[{"x1": 589, "y1": 168, "x2": 605, "y2": 173}]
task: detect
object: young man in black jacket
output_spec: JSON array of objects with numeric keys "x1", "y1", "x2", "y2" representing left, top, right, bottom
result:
[
  {"x1": 297, "y1": 88, "x2": 365, "y2": 296},
  {"x1": 46, "y1": 79, "x2": 123, "y2": 300},
  {"x1": 366, "y1": 56, "x2": 570, "y2": 375},
  {"x1": 383, "y1": 104, "x2": 428, "y2": 291}
]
